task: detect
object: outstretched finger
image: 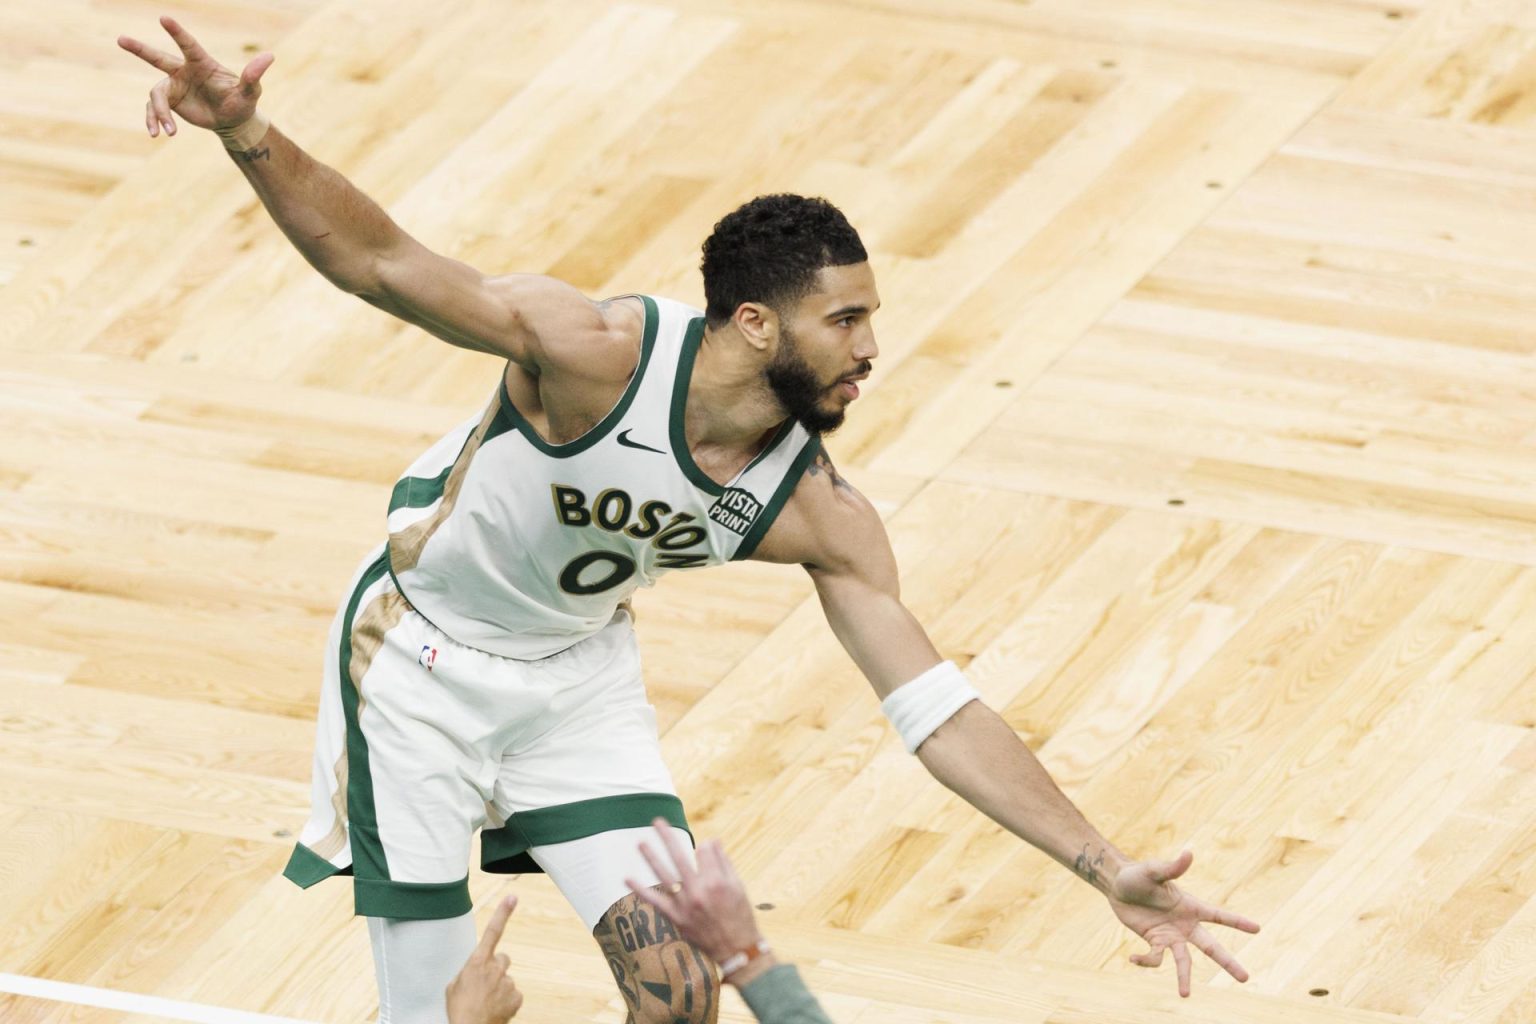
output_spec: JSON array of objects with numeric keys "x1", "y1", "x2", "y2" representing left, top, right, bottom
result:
[
  {"x1": 1172, "y1": 941, "x2": 1192, "y2": 998},
  {"x1": 651, "y1": 818, "x2": 697, "y2": 882},
  {"x1": 160, "y1": 16, "x2": 212, "y2": 64},
  {"x1": 145, "y1": 99, "x2": 157, "y2": 138},
  {"x1": 150, "y1": 80, "x2": 176, "y2": 137},
  {"x1": 1204, "y1": 904, "x2": 1262, "y2": 934},
  {"x1": 716, "y1": 842, "x2": 747, "y2": 885},
  {"x1": 474, "y1": 895, "x2": 518, "y2": 960},
  {"x1": 239, "y1": 53, "x2": 275, "y2": 94},
  {"x1": 636, "y1": 837, "x2": 681, "y2": 894},
  {"x1": 118, "y1": 36, "x2": 182, "y2": 74},
  {"x1": 624, "y1": 874, "x2": 678, "y2": 920},
  {"x1": 1190, "y1": 925, "x2": 1248, "y2": 984},
  {"x1": 699, "y1": 839, "x2": 730, "y2": 878},
  {"x1": 1149, "y1": 850, "x2": 1194, "y2": 884}
]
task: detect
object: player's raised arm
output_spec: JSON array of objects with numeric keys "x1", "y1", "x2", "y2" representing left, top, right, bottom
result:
[
  {"x1": 116, "y1": 16, "x2": 605, "y2": 365},
  {"x1": 757, "y1": 444, "x2": 1261, "y2": 999}
]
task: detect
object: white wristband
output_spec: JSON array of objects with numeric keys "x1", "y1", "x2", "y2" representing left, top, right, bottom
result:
[
  {"x1": 215, "y1": 110, "x2": 271, "y2": 152},
  {"x1": 719, "y1": 940, "x2": 770, "y2": 979},
  {"x1": 880, "y1": 660, "x2": 981, "y2": 753}
]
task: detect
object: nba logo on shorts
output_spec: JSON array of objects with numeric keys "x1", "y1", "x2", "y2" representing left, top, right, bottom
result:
[{"x1": 418, "y1": 644, "x2": 437, "y2": 671}]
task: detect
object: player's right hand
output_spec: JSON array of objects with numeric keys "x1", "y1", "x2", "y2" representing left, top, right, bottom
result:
[
  {"x1": 117, "y1": 16, "x2": 273, "y2": 137},
  {"x1": 446, "y1": 895, "x2": 524, "y2": 1024},
  {"x1": 1107, "y1": 850, "x2": 1261, "y2": 998}
]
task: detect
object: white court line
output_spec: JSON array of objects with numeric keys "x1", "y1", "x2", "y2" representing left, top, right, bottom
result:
[{"x1": 0, "y1": 973, "x2": 323, "y2": 1024}]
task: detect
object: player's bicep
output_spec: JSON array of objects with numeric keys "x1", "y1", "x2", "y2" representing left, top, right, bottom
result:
[
  {"x1": 810, "y1": 550, "x2": 940, "y2": 697},
  {"x1": 782, "y1": 448, "x2": 941, "y2": 695},
  {"x1": 366, "y1": 240, "x2": 586, "y2": 367}
]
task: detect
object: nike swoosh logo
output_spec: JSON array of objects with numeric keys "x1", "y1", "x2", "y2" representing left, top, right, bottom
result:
[{"x1": 617, "y1": 429, "x2": 665, "y2": 454}]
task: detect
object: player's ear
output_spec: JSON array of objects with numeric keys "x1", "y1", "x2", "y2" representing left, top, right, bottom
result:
[{"x1": 732, "y1": 302, "x2": 776, "y2": 352}]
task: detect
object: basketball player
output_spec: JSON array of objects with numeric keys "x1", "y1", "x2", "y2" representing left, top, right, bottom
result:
[{"x1": 120, "y1": 17, "x2": 1262, "y2": 1023}]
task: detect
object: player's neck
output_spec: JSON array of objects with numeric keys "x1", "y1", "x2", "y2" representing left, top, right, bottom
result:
[{"x1": 685, "y1": 326, "x2": 795, "y2": 452}]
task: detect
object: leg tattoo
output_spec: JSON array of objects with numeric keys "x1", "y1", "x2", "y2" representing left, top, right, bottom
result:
[{"x1": 594, "y1": 890, "x2": 719, "y2": 1024}]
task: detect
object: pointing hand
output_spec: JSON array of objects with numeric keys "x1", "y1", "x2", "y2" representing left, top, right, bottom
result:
[{"x1": 446, "y1": 896, "x2": 524, "y2": 1024}]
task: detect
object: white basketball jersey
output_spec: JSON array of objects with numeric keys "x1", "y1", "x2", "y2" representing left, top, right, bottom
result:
[{"x1": 385, "y1": 295, "x2": 820, "y2": 659}]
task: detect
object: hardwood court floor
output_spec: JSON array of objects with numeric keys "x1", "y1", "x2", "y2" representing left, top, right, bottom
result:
[{"x1": 2, "y1": 0, "x2": 1534, "y2": 1021}]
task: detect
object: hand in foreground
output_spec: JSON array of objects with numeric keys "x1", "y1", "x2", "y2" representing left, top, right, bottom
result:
[
  {"x1": 117, "y1": 16, "x2": 273, "y2": 136},
  {"x1": 1107, "y1": 850, "x2": 1262, "y2": 998},
  {"x1": 446, "y1": 895, "x2": 523, "y2": 1024},
  {"x1": 625, "y1": 818, "x2": 764, "y2": 965}
]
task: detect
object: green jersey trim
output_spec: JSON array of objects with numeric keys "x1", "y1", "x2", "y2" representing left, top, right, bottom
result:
[
  {"x1": 389, "y1": 464, "x2": 452, "y2": 513},
  {"x1": 669, "y1": 316, "x2": 726, "y2": 495},
  {"x1": 670, "y1": 317, "x2": 801, "y2": 501},
  {"x1": 732, "y1": 435, "x2": 820, "y2": 561},
  {"x1": 494, "y1": 294, "x2": 659, "y2": 459},
  {"x1": 740, "y1": 417, "x2": 796, "y2": 477},
  {"x1": 389, "y1": 392, "x2": 517, "y2": 515}
]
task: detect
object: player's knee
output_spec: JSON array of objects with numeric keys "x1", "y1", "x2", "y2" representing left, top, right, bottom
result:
[
  {"x1": 616, "y1": 952, "x2": 719, "y2": 1024},
  {"x1": 594, "y1": 892, "x2": 720, "y2": 1023}
]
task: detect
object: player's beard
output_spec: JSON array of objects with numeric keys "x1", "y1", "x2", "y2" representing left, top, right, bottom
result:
[{"x1": 765, "y1": 322, "x2": 853, "y2": 436}]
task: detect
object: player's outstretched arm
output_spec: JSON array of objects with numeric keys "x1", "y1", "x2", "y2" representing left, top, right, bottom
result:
[
  {"x1": 116, "y1": 16, "x2": 602, "y2": 365},
  {"x1": 762, "y1": 445, "x2": 1261, "y2": 998}
]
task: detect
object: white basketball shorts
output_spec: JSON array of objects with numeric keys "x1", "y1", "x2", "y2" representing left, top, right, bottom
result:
[{"x1": 282, "y1": 544, "x2": 690, "y2": 926}]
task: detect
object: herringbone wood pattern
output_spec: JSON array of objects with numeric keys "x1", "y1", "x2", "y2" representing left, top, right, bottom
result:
[{"x1": 2, "y1": 1, "x2": 1533, "y2": 1022}]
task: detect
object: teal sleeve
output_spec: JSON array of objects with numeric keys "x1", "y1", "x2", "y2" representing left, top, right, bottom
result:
[{"x1": 738, "y1": 964, "x2": 835, "y2": 1024}]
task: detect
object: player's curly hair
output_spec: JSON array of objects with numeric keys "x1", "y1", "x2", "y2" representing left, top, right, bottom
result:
[{"x1": 701, "y1": 194, "x2": 868, "y2": 328}]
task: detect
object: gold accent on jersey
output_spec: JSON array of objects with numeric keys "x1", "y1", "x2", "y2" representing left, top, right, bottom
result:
[
  {"x1": 310, "y1": 584, "x2": 413, "y2": 861},
  {"x1": 389, "y1": 396, "x2": 503, "y2": 574}
]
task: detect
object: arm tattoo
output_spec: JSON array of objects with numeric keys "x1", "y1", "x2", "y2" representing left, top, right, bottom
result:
[
  {"x1": 238, "y1": 146, "x2": 270, "y2": 162},
  {"x1": 1073, "y1": 844, "x2": 1108, "y2": 887},
  {"x1": 807, "y1": 443, "x2": 853, "y2": 492}
]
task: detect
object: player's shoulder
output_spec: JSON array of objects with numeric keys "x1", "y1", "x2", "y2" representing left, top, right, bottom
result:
[
  {"x1": 750, "y1": 441, "x2": 884, "y2": 570},
  {"x1": 486, "y1": 274, "x2": 648, "y2": 381}
]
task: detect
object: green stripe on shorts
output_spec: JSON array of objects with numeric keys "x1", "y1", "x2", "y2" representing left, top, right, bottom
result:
[
  {"x1": 283, "y1": 841, "x2": 346, "y2": 888},
  {"x1": 480, "y1": 793, "x2": 691, "y2": 875},
  {"x1": 340, "y1": 550, "x2": 393, "y2": 884},
  {"x1": 355, "y1": 876, "x2": 471, "y2": 920},
  {"x1": 283, "y1": 550, "x2": 474, "y2": 920}
]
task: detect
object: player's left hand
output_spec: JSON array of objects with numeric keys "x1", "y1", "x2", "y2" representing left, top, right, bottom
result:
[
  {"x1": 1105, "y1": 850, "x2": 1261, "y2": 998},
  {"x1": 118, "y1": 17, "x2": 274, "y2": 138}
]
